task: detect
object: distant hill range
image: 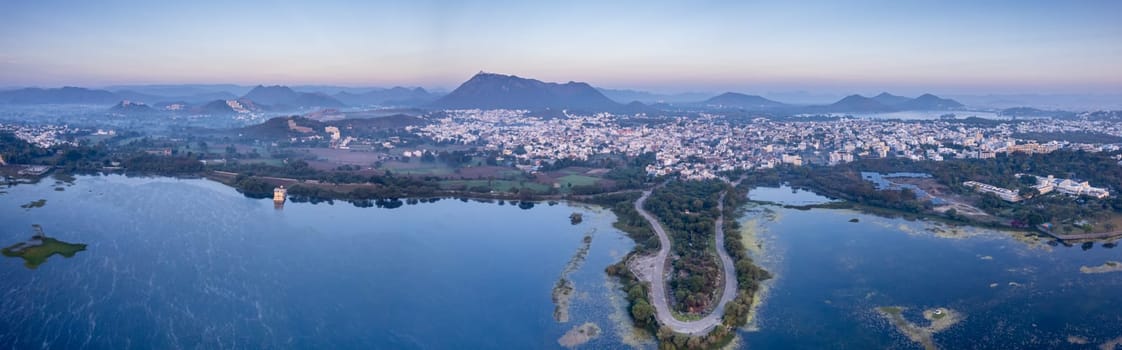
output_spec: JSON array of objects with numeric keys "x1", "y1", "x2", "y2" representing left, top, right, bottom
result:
[
  {"x1": 431, "y1": 72, "x2": 621, "y2": 111},
  {"x1": 241, "y1": 85, "x2": 345, "y2": 109},
  {"x1": 803, "y1": 93, "x2": 965, "y2": 113},
  {"x1": 0, "y1": 80, "x2": 1050, "y2": 116},
  {"x1": 114, "y1": 90, "x2": 237, "y2": 105},
  {"x1": 998, "y1": 107, "x2": 1076, "y2": 119},
  {"x1": 598, "y1": 88, "x2": 712, "y2": 104},
  {"x1": 334, "y1": 87, "x2": 438, "y2": 106},
  {"x1": 0, "y1": 87, "x2": 120, "y2": 105}
]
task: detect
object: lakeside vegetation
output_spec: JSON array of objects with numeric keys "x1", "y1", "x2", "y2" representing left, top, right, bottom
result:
[
  {"x1": 721, "y1": 179, "x2": 774, "y2": 328},
  {"x1": 0, "y1": 130, "x2": 662, "y2": 205}
]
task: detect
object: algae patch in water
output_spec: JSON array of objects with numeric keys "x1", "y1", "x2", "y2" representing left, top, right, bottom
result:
[
  {"x1": 552, "y1": 228, "x2": 595, "y2": 322},
  {"x1": 558, "y1": 322, "x2": 601, "y2": 348},
  {"x1": 20, "y1": 199, "x2": 46, "y2": 209},
  {"x1": 1079, "y1": 261, "x2": 1122, "y2": 274},
  {"x1": 875, "y1": 306, "x2": 962, "y2": 350}
]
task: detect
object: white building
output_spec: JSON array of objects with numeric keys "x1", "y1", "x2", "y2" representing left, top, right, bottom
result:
[
  {"x1": 964, "y1": 181, "x2": 1022, "y2": 202},
  {"x1": 1055, "y1": 179, "x2": 1110, "y2": 199},
  {"x1": 781, "y1": 154, "x2": 802, "y2": 166}
]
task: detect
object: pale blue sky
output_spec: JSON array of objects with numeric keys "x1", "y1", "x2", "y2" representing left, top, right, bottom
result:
[{"x1": 1, "y1": 0, "x2": 1119, "y2": 94}]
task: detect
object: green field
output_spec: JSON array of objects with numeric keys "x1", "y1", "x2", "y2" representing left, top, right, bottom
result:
[
  {"x1": 237, "y1": 158, "x2": 287, "y2": 166},
  {"x1": 379, "y1": 161, "x2": 455, "y2": 176},
  {"x1": 440, "y1": 179, "x2": 551, "y2": 193},
  {"x1": 557, "y1": 175, "x2": 600, "y2": 188}
]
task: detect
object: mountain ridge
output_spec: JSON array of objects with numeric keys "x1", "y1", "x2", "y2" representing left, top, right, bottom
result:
[{"x1": 431, "y1": 72, "x2": 621, "y2": 111}]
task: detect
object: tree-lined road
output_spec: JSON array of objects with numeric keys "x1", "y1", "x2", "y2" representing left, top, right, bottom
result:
[{"x1": 633, "y1": 189, "x2": 738, "y2": 336}]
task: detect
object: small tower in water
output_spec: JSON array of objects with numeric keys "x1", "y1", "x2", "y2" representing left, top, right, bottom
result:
[{"x1": 273, "y1": 186, "x2": 287, "y2": 208}]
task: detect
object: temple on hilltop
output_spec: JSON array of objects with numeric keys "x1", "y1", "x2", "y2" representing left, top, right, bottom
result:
[{"x1": 273, "y1": 186, "x2": 287, "y2": 209}]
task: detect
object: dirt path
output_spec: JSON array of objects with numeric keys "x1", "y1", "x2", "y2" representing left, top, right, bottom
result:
[{"x1": 631, "y1": 188, "x2": 738, "y2": 336}]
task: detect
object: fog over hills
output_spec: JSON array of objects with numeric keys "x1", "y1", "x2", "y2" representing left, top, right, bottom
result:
[
  {"x1": 334, "y1": 87, "x2": 439, "y2": 106},
  {"x1": 241, "y1": 85, "x2": 345, "y2": 109},
  {"x1": 598, "y1": 88, "x2": 713, "y2": 104},
  {"x1": 0, "y1": 87, "x2": 120, "y2": 105},
  {"x1": 3, "y1": 75, "x2": 1118, "y2": 112}
]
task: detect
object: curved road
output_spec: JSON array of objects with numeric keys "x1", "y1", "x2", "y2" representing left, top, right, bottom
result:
[{"x1": 634, "y1": 189, "x2": 738, "y2": 335}]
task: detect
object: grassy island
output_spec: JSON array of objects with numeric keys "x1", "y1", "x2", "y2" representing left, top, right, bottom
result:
[{"x1": 2, "y1": 226, "x2": 87, "y2": 269}]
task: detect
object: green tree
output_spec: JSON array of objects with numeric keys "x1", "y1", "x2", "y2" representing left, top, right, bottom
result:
[{"x1": 630, "y1": 300, "x2": 654, "y2": 325}]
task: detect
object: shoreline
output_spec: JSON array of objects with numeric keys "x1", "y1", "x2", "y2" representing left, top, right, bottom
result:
[{"x1": 734, "y1": 212, "x2": 776, "y2": 333}]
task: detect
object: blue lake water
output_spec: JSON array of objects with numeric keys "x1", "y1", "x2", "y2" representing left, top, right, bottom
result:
[
  {"x1": 0, "y1": 175, "x2": 644, "y2": 349},
  {"x1": 5, "y1": 178, "x2": 1121, "y2": 349},
  {"x1": 746, "y1": 185, "x2": 837, "y2": 206},
  {"x1": 741, "y1": 186, "x2": 1122, "y2": 349}
]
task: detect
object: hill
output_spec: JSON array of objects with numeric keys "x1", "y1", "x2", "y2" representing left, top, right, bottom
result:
[
  {"x1": 238, "y1": 116, "x2": 326, "y2": 140},
  {"x1": 898, "y1": 93, "x2": 964, "y2": 110},
  {"x1": 431, "y1": 72, "x2": 620, "y2": 111},
  {"x1": 618, "y1": 101, "x2": 664, "y2": 115},
  {"x1": 108, "y1": 100, "x2": 156, "y2": 114},
  {"x1": 335, "y1": 114, "x2": 427, "y2": 134},
  {"x1": 822, "y1": 95, "x2": 896, "y2": 113},
  {"x1": 242, "y1": 85, "x2": 345, "y2": 109},
  {"x1": 193, "y1": 99, "x2": 264, "y2": 115},
  {"x1": 870, "y1": 92, "x2": 912, "y2": 106},
  {"x1": 0, "y1": 87, "x2": 120, "y2": 105},
  {"x1": 702, "y1": 92, "x2": 786, "y2": 109}
]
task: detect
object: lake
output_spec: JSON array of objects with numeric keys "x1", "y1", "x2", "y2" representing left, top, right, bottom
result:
[
  {"x1": 742, "y1": 186, "x2": 1122, "y2": 349},
  {"x1": 4, "y1": 178, "x2": 1121, "y2": 349},
  {"x1": 0, "y1": 175, "x2": 645, "y2": 349}
]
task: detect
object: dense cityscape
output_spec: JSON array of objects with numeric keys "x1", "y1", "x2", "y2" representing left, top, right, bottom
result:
[{"x1": 421, "y1": 109, "x2": 1122, "y2": 179}]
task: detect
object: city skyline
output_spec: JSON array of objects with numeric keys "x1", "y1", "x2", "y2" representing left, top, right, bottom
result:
[{"x1": 2, "y1": 0, "x2": 1121, "y2": 94}]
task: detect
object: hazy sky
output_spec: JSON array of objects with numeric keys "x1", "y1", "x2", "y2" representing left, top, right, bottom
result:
[{"x1": 2, "y1": 0, "x2": 1120, "y2": 94}]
